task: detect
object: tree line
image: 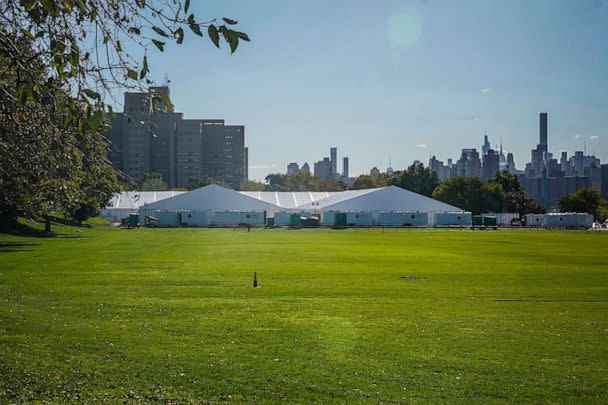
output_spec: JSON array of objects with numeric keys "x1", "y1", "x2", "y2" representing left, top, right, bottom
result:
[
  {"x1": 239, "y1": 163, "x2": 549, "y2": 216},
  {"x1": 1, "y1": 1, "x2": 248, "y2": 231}
]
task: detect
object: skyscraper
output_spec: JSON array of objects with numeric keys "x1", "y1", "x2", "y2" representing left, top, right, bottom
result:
[
  {"x1": 482, "y1": 131, "x2": 491, "y2": 156},
  {"x1": 343, "y1": 157, "x2": 349, "y2": 179},
  {"x1": 601, "y1": 164, "x2": 608, "y2": 199},
  {"x1": 314, "y1": 158, "x2": 332, "y2": 181},
  {"x1": 330, "y1": 147, "x2": 337, "y2": 178},
  {"x1": 301, "y1": 162, "x2": 310, "y2": 175},
  {"x1": 287, "y1": 163, "x2": 300, "y2": 175},
  {"x1": 482, "y1": 149, "x2": 500, "y2": 180},
  {"x1": 539, "y1": 112, "x2": 548, "y2": 151}
]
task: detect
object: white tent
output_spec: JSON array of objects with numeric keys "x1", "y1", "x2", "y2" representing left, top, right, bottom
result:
[
  {"x1": 139, "y1": 184, "x2": 279, "y2": 216},
  {"x1": 311, "y1": 186, "x2": 459, "y2": 212},
  {"x1": 105, "y1": 184, "x2": 464, "y2": 226},
  {"x1": 101, "y1": 190, "x2": 185, "y2": 222}
]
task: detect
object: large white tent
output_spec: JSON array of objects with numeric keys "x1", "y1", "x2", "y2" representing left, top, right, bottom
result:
[
  {"x1": 101, "y1": 190, "x2": 185, "y2": 222},
  {"x1": 105, "y1": 184, "x2": 463, "y2": 226}
]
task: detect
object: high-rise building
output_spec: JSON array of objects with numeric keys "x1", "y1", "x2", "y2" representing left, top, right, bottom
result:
[
  {"x1": 287, "y1": 163, "x2": 300, "y2": 175},
  {"x1": 330, "y1": 147, "x2": 337, "y2": 178},
  {"x1": 456, "y1": 149, "x2": 481, "y2": 177},
  {"x1": 314, "y1": 158, "x2": 332, "y2": 181},
  {"x1": 343, "y1": 157, "x2": 349, "y2": 179},
  {"x1": 601, "y1": 164, "x2": 608, "y2": 199},
  {"x1": 539, "y1": 112, "x2": 548, "y2": 150},
  {"x1": 507, "y1": 153, "x2": 516, "y2": 174},
  {"x1": 106, "y1": 88, "x2": 247, "y2": 188},
  {"x1": 387, "y1": 156, "x2": 394, "y2": 176},
  {"x1": 482, "y1": 149, "x2": 500, "y2": 180},
  {"x1": 370, "y1": 167, "x2": 380, "y2": 181},
  {"x1": 482, "y1": 131, "x2": 491, "y2": 156},
  {"x1": 301, "y1": 162, "x2": 310, "y2": 175},
  {"x1": 244, "y1": 147, "x2": 249, "y2": 181},
  {"x1": 560, "y1": 151, "x2": 568, "y2": 173}
]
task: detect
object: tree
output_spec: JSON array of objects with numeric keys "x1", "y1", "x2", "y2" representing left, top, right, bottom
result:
[
  {"x1": 432, "y1": 176, "x2": 502, "y2": 214},
  {"x1": 1, "y1": 47, "x2": 119, "y2": 231},
  {"x1": 351, "y1": 175, "x2": 376, "y2": 190},
  {"x1": 264, "y1": 172, "x2": 346, "y2": 192},
  {"x1": 1, "y1": 1, "x2": 248, "y2": 229},
  {"x1": 488, "y1": 171, "x2": 545, "y2": 215},
  {"x1": 1, "y1": 1, "x2": 250, "y2": 129},
  {"x1": 388, "y1": 162, "x2": 439, "y2": 197},
  {"x1": 184, "y1": 175, "x2": 229, "y2": 191},
  {"x1": 598, "y1": 199, "x2": 608, "y2": 223},
  {"x1": 139, "y1": 172, "x2": 167, "y2": 191},
  {"x1": 68, "y1": 130, "x2": 120, "y2": 224},
  {"x1": 558, "y1": 188, "x2": 601, "y2": 217},
  {"x1": 240, "y1": 179, "x2": 265, "y2": 191}
]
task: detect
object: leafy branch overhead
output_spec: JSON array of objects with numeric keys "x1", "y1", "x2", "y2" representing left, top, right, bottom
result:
[{"x1": 0, "y1": 0, "x2": 250, "y2": 134}]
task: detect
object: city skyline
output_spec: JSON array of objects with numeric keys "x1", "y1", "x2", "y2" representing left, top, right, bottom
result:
[{"x1": 124, "y1": 0, "x2": 608, "y2": 180}]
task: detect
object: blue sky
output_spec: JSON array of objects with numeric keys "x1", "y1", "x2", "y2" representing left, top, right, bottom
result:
[{"x1": 130, "y1": 0, "x2": 608, "y2": 180}]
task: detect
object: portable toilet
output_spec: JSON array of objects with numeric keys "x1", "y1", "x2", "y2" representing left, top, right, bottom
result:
[
  {"x1": 273, "y1": 212, "x2": 292, "y2": 226},
  {"x1": 128, "y1": 213, "x2": 139, "y2": 228},
  {"x1": 334, "y1": 212, "x2": 347, "y2": 227},
  {"x1": 289, "y1": 213, "x2": 302, "y2": 227}
]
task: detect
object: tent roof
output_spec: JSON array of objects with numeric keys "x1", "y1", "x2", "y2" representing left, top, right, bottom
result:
[
  {"x1": 139, "y1": 184, "x2": 278, "y2": 212},
  {"x1": 107, "y1": 191, "x2": 186, "y2": 209},
  {"x1": 311, "y1": 186, "x2": 462, "y2": 212},
  {"x1": 239, "y1": 191, "x2": 342, "y2": 209},
  {"x1": 107, "y1": 185, "x2": 463, "y2": 212}
]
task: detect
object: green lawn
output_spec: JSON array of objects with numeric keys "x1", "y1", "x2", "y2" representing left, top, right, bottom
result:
[{"x1": 1, "y1": 222, "x2": 607, "y2": 403}]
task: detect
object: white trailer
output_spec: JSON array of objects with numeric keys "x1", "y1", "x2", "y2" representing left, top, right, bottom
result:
[
  {"x1": 525, "y1": 214, "x2": 545, "y2": 227},
  {"x1": 210, "y1": 211, "x2": 266, "y2": 227},
  {"x1": 545, "y1": 213, "x2": 593, "y2": 229},
  {"x1": 346, "y1": 211, "x2": 373, "y2": 226},
  {"x1": 434, "y1": 212, "x2": 472, "y2": 227}
]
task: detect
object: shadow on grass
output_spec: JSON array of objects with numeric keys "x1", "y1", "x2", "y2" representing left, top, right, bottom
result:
[
  {"x1": 0, "y1": 218, "x2": 87, "y2": 239},
  {"x1": 0, "y1": 242, "x2": 39, "y2": 253}
]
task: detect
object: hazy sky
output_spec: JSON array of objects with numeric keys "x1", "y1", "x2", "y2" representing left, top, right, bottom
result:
[{"x1": 125, "y1": 0, "x2": 608, "y2": 180}]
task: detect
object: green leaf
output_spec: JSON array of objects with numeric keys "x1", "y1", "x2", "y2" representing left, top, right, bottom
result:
[
  {"x1": 127, "y1": 69, "x2": 138, "y2": 80},
  {"x1": 83, "y1": 89, "x2": 100, "y2": 100},
  {"x1": 140, "y1": 55, "x2": 149, "y2": 79},
  {"x1": 234, "y1": 31, "x2": 250, "y2": 42},
  {"x1": 184, "y1": 0, "x2": 190, "y2": 13},
  {"x1": 20, "y1": 28, "x2": 35, "y2": 40},
  {"x1": 175, "y1": 27, "x2": 184, "y2": 44},
  {"x1": 151, "y1": 39, "x2": 165, "y2": 52},
  {"x1": 128, "y1": 27, "x2": 141, "y2": 35},
  {"x1": 223, "y1": 18, "x2": 238, "y2": 25},
  {"x1": 189, "y1": 22, "x2": 202, "y2": 37},
  {"x1": 208, "y1": 25, "x2": 220, "y2": 48},
  {"x1": 152, "y1": 26, "x2": 169, "y2": 38}
]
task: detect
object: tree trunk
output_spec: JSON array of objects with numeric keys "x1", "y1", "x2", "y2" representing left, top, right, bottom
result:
[{"x1": 45, "y1": 217, "x2": 52, "y2": 233}]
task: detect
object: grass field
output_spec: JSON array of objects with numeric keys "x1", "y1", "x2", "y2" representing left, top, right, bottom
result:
[{"x1": 1, "y1": 222, "x2": 607, "y2": 403}]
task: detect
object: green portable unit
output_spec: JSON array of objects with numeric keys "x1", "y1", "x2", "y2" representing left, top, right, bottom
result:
[
  {"x1": 483, "y1": 216, "x2": 497, "y2": 227},
  {"x1": 334, "y1": 212, "x2": 347, "y2": 227},
  {"x1": 290, "y1": 213, "x2": 301, "y2": 226},
  {"x1": 128, "y1": 213, "x2": 139, "y2": 228},
  {"x1": 472, "y1": 215, "x2": 483, "y2": 227}
]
